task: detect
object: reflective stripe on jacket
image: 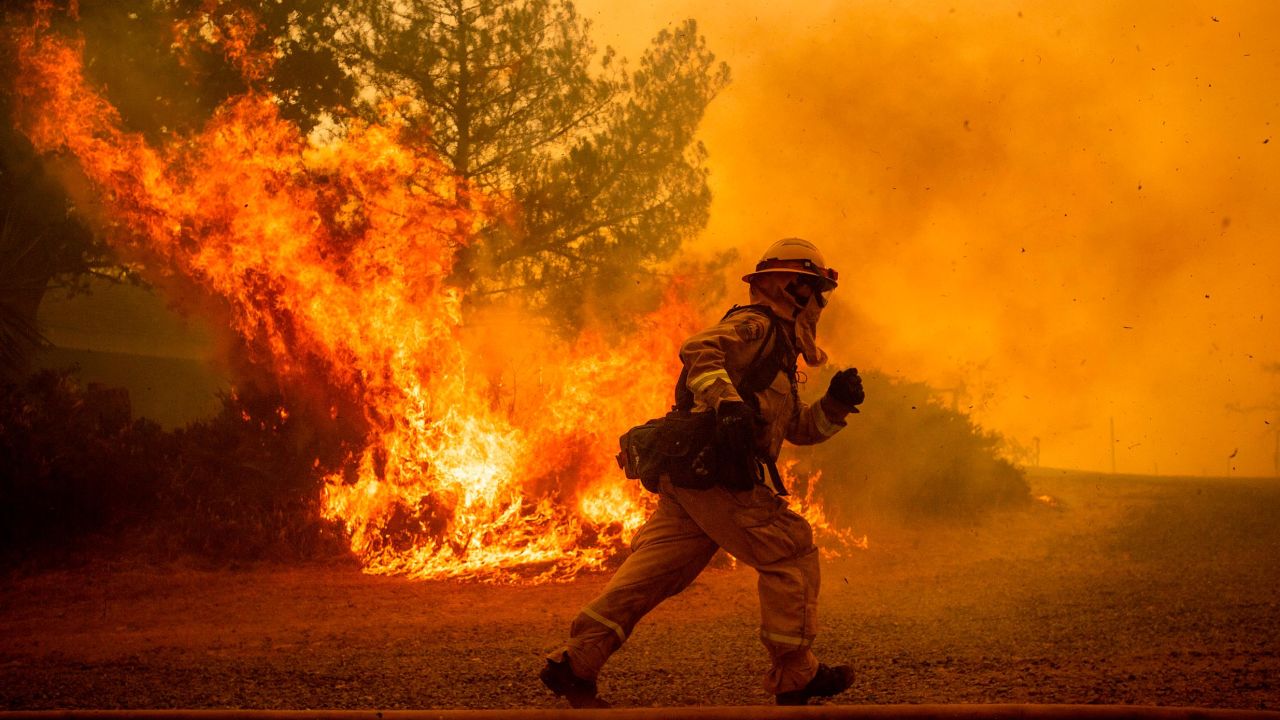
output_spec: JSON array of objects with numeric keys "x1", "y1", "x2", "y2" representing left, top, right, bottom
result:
[{"x1": 679, "y1": 307, "x2": 845, "y2": 461}]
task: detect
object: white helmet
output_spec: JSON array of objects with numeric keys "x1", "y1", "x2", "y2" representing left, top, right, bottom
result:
[{"x1": 741, "y1": 237, "x2": 839, "y2": 291}]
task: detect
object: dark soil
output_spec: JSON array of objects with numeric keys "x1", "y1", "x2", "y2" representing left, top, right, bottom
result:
[{"x1": 1, "y1": 470, "x2": 1277, "y2": 710}]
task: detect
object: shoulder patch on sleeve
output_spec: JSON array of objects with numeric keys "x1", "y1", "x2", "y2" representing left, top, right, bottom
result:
[{"x1": 734, "y1": 317, "x2": 767, "y2": 342}]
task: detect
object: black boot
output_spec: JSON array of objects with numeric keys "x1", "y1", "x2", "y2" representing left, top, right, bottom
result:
[
  {"x1": 540, "y1": 654, "x2": 611, "y2": 709},
  {"x1": 775, "y1": 663, "x2": 855, "y2": 706}
]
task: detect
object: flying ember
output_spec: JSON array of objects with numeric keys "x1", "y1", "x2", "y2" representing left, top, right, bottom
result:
[{"x1": 10, "y1": 14, "x2": 854, "y2": 582}]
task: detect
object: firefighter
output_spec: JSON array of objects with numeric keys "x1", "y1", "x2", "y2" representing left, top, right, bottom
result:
[{"x1": 541, "y1": 238, "x2": 865, "y2": 707}]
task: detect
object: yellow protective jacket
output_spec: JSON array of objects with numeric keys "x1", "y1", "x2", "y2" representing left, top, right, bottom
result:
[{"x1": 679, "y1": 305, "x2": 847, "y2": 462}]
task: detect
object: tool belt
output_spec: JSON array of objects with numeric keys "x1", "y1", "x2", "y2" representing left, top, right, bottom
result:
[
  {"x1": 616, "y1": 410, "x2": 782, "y2": 494},
  {"x1": 615, "y1": 304, "x2": 796, "y2": 495},
  {"x1": 616, "y1": 410, "x2": 718, "y2": 492}
]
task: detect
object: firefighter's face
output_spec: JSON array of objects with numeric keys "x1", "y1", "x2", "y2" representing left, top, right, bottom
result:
[{"x1": 784, "y1": 273, "x2": 829, "y2": 309}]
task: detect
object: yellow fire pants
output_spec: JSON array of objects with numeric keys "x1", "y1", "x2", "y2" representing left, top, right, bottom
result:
[{"x1": 550, "y1": 475, "x2": 821, "y2": 695}]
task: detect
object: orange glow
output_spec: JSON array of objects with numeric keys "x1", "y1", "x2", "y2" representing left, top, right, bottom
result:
[
  {"x1": 584, "y1": 0, "x2": 1280, "y2": 478},
  {"x1": 780, "y1": 461, "x2": 870, "y2": 556},
  {"x1": 10, "y1": 17, "x2": 862, "y2": 582}
]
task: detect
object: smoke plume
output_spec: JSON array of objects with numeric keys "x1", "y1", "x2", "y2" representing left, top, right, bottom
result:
[{"x1": 587, "y1": 0, "x2": 1280, "y2": 476}]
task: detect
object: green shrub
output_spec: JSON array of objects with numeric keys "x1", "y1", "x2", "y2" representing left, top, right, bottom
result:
[
  {"x1": 0, "y1": 368, "x2": 347, "y2": 567},
  {"x1": 0, "y1": 369, "x2": 162, "y2": 560},
  {"x1": 792, "y1": 370, "x2": 1030, "y2": 523}
]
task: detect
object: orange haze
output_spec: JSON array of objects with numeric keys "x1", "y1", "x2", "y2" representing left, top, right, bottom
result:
[{"x1": 585, "y1": 0, "x2": 1280, "y2": 477}]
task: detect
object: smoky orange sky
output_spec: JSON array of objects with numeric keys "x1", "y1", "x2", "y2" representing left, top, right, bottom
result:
[{"x1": 582, "y1": 0, "x2": 1280, "y2": 477}]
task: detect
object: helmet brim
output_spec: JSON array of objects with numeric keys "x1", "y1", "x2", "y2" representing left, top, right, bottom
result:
[{"x1": 742, "y1": 268, "x2": 838, "y2": 292}]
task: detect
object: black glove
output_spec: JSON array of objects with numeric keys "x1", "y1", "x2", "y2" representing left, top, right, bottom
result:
[
  {"x1": 715, "y1": 400, "x2": 762, "y2": 455},
  {"x1": 826, "y1": 368, "x2": 865, "y2": 410}
]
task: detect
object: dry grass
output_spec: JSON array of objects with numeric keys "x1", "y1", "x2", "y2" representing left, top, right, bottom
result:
[{"x1": 0, "y1": 469, "x2": 1276, "y2": 710}]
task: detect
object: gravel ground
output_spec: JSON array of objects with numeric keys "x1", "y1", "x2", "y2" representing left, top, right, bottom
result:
[{"x1": 1, "y1": 469, "x2": 1277, "y2": 710}]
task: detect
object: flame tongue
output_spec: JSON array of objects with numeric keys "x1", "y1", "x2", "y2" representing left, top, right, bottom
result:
[{"x1": 12, "y1": 19, "x2": 857, "y2": 582}]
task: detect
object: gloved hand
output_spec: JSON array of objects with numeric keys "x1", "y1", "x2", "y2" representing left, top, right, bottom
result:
[
  {"x1": 715, "y1": 400, "x2": 763, "y2": 455},
  {"x1": 826, "y1": 368, "x2": 865, "y2": 410}
]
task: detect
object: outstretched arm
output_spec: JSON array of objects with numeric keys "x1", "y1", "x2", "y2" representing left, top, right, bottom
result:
[{"x1": 786, "y1": 368, "x2": 863, "y2": 445}]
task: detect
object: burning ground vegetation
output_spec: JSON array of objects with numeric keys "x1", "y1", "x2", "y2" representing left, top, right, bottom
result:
[{"x1": 0, "y1": 4, "x2": 1029, "y2": 578}]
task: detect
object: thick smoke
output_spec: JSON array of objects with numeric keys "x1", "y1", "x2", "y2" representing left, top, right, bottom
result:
[{"x1": 586, "y1": 0, "x2": 1280, "y2": 476}]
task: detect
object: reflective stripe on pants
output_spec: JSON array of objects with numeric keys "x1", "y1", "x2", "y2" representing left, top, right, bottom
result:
[{"x1": 550, "y1": 475, "x2": 821, "y2": 695}]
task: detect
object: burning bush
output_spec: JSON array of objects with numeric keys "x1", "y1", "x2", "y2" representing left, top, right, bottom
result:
[{"x1": 0, "y1": 364, "x2": 1028, "y2": 572}]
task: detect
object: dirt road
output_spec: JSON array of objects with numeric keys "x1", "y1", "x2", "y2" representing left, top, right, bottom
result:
[{"x1": 2, "y1": 470, "x2": 1277, "y2": 710}]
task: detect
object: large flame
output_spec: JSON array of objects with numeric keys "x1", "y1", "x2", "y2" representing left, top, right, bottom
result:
[{"x1": 10, "y1": 14, "x2": 858, "y2": 581}]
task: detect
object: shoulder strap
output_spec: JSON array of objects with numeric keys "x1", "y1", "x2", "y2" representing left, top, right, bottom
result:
[{"x1": 673, "y1": 305, "x2": 795, "y2": 413}]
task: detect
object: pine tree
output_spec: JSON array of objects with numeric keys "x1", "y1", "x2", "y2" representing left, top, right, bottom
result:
[{"x1": 327, "y1": 0, "x2": 730, "y2": 325}]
